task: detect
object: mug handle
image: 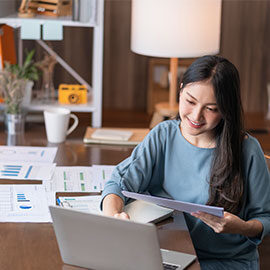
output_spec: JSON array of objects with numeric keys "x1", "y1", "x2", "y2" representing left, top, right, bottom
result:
[{"x1": 66, "y1": 114, "x2": 79, "y2": 135}]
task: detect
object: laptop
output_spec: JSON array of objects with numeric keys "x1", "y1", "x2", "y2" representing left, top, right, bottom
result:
[{"x1": 49, "y1": 206, "x2": 196, "y2": 270}]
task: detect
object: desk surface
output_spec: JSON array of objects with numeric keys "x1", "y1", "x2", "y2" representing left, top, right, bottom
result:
[{"x1": 0, "y1": 123, "x2": 200, "y2": 270}]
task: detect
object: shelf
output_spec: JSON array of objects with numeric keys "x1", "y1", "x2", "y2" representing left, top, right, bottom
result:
[
  {"x1": 0, "y1": 14, "x2": 96, "y2": 28},
  {"x1": 0, "y1": 97, "x2": 95, "y2": 113},
  {"x1": 29, "y1": 99, "x2": 95, "y2": 112},
  {"x1": 0, "y1": 0, "x2": 104, "y2": 127}
]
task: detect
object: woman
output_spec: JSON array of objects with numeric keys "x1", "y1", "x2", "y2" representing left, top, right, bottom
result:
[{"x1": 101, "y1": 55, "x2": 270, "y2": 270}]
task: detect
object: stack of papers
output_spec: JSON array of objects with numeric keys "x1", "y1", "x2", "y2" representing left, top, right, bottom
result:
[{"x1": 0, "y1": 146, "x2": 58, "y2": 223}]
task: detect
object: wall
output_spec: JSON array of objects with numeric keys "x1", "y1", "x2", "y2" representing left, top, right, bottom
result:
[
  {"x1": 101, "y1": 0, "x2": 270, "y2": 113},
  {"x1": 220, "y1": 0, "x2": 270, "y2": 113},
  {"x1": 103, "y1": 0, "x2": 148, "y2": 111},
  {"x1": 32, "y1": 0, "x2": 270, "y2": 113}
]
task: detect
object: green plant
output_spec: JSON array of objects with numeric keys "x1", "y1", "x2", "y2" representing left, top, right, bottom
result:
[
  {"x1": 4, "y1": 49, "x2": 39, "y2": 81},
  {"x1": 0, "y1": 49, "x2": 39, "y2": 114}
]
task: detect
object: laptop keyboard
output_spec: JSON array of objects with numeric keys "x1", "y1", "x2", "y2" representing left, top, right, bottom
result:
[{"x1": 163, "y1": 262, "x2": 180, "y2": 270}]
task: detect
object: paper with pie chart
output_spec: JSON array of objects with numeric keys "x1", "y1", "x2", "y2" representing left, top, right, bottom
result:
[{"x1": 0, "y1": 185, "x2": 54, "y2": 222}]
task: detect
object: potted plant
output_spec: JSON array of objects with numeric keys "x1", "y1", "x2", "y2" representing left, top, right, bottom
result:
[{"x1": 0, "y1": 49, "x2": 39, "y2": 134}]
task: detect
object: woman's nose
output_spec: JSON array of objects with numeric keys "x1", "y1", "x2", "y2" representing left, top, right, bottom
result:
[{"x1": 192, "y1": 106, "x2": 203, "y2": 121}]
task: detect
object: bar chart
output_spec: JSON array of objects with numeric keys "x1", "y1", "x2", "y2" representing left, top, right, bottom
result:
[{"x1": 1, "y1": 165, "x2": 22, "y2": 177}]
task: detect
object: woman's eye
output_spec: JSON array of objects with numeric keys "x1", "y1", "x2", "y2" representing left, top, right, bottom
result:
[
  {"x1": 186, "y1": 99, "x2": 195, "y2": 105},
  {"x1": 206, "y1": 107, "x2": 218, "y2": 112}
]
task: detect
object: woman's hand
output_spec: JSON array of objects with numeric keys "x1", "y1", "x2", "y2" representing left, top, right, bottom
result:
[
  {"x1": 191, "y1": 211, "x2": 263, "y2": 237},
  {"x1": 102, "y1": 194, "x2": 130, "y2": 220},
  {"x1": 113, "y1": 212, "x2": 130, "y2": 220}
]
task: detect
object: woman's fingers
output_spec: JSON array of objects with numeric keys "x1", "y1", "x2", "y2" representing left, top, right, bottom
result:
[{"x1": 113, "y1": 212, "x2": 130, "y2": 220}]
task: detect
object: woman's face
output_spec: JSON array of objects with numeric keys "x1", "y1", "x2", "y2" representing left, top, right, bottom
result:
[{"x1": 179, "y1": 81, "x2": 222, "y2": 140}]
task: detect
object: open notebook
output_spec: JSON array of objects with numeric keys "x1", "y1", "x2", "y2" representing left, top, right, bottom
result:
[{"x1": 57, "y1": 196, "x2": 174, "y2": 223}]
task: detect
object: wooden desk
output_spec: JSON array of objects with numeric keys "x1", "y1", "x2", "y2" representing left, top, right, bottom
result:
[{"x1": 0, "y1": 123, "x2": 200, "y2": 270}]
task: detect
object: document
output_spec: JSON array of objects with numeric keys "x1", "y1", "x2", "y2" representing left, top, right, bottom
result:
[
  {"x1": 0, "y1": 146, "x2": 57, "y2": 163},
  {"x1": 92, "y1": 165, "x2": 116, "y2": 190},
  {"x1": 44, "y1": 166, "x2": 99, "y2": 192},
  {"x1": 0, "y1": 162, "x2": 56, "y2": 180},
  {"x1": 122, "y1": 191, "x2": 224, "y2": 217},
  {"x1": 58, "y1": 195, "x2": 174, "y2": 223},
  {"x1": 0, "y1": 185, "x2": 54, "y2": 222},
  {"x1": 58, "y1": 195, "x2": 102, "y2": 214}
]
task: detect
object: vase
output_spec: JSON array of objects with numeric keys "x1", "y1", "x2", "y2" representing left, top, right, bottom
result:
[
  {"x1": 21, "y1": 80, "x2": 34, "y2": 107},
  {"x1": 4, "y1": 113, "x2": 25, "y2": 135}
]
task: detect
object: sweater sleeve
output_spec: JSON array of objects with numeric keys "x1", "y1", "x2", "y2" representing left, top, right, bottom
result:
[
  {"x1": 243, "y1": 138, "x2": 270, "y2": 244},
  {"x1": 100, "y1": 123, "x2": 165, "y2": 208}
]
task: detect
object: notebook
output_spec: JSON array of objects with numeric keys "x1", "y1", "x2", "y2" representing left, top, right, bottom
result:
[
  {"x1": 91, "y1": 129, "x2": 133, "y2": 141},
  {"x1": 57, "y1": 195, "x2": 174, "y2": 224},
  {"x1": 83, "y1": 127, "x2": 150, "y2": 146},
  {"x1": 49, "y1": 206, "x2": 196, "y2": 270}
]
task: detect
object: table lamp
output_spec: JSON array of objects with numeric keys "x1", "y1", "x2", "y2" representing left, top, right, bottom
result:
[{"x1": 131, "y1": 0, "x2": 222, "y2": 123}]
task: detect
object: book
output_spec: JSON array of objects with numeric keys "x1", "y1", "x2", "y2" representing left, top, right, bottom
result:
[{"x1": 83, "y1": 127, "x2": 150, "y2": 146}]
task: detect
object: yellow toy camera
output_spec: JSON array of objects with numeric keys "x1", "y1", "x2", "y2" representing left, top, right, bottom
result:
[{"x1": 58, "y1": 84, "x2": 87, "y2": 104}]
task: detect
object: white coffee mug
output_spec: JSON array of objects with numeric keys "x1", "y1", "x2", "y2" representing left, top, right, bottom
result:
[{"x1": 44, "y1": 108, "x2": 79, "y2": 143}]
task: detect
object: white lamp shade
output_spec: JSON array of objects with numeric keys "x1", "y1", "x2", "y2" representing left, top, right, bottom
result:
[{"x1": 131, "y1": 0, "x2": 222, "y2": 58}]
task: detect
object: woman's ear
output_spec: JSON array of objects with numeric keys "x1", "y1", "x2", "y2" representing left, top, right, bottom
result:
[{"x1": 180, "y1": 83, "x2": 183, "y2": 89}]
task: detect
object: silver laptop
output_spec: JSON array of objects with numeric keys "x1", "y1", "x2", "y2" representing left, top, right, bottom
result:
[{"x1": 49, "y1": 206, "x2": 196, "y2": 270}]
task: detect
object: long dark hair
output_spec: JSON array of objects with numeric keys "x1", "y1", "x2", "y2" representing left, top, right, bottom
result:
[{"x1": 179, "y1": 55, "x2": 245, "y2": 214}]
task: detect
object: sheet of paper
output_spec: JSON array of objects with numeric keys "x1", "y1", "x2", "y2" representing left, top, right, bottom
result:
[
  {"x1": 44, "y1": 166, "x2": 99, "y2": 192},
  {"x1": 0, "y1": 146, "x2": 57, "y2": 163},
  {"x1": 122, "y1": 191, "x2": 224, "y2": 217},
  {"x1": 58, "y1": 195, "x2": 102, "y2": 214},
  {"x1": 0, "y1": 162, "x2": 56, "y2": 180},
  {"x1": 92, "y1": 165, "x2": 115, "y2": 190},
  {"x1": 0, "y1": 185, "x2": 53, "y2": 222}
]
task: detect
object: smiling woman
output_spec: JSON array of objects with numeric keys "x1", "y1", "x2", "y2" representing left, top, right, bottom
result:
[
  {"x1": 101, "y1": 55, "x2": 270, "y2": 270},
  {"x1": 179, "y1": 81, "x2": 222, "y2": 148}
]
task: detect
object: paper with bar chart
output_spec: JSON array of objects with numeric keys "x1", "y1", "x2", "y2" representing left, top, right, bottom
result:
[
  {"x1": 43, "y1": 166, "x2": 99, "y2": 192},
  {"x1": 92, "y1": 165, "x2": 116, "y2": 190},
  {"x1": 0, "y1": 162, "x2": 56, "y2": 180},
  {"x1": 0, "y1": 185, "x2": 54, "y2": 222},
  {"x1": 0, "y1": 146, "x2": 57, "y2": 163}
]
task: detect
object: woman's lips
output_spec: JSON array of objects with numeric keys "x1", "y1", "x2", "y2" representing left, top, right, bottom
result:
[{"x1": 188, "y1": 118, "x2": 204, "y2": 128}]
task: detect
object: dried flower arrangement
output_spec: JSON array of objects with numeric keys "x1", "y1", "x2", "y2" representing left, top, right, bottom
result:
[{"x1": 0, "y1": 49, "x2": 39, "y2": 114}]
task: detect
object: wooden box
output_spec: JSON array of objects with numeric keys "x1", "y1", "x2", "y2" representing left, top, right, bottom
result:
[{"x1": 28, "y1": 0, "x2": 72, "y2": 17}]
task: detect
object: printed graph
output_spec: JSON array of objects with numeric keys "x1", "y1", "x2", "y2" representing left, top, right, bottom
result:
[
  {"x1": 17, "y1": 193, "x2": 32, "y2": 209},
  {"x1": 0, "y1": 165, "x2": 22, "y2": 177}
]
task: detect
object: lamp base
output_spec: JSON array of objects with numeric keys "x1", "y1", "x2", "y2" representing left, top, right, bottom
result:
[{"x1": 150, "y1": 102, "x2": 179, "y2": 128}]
